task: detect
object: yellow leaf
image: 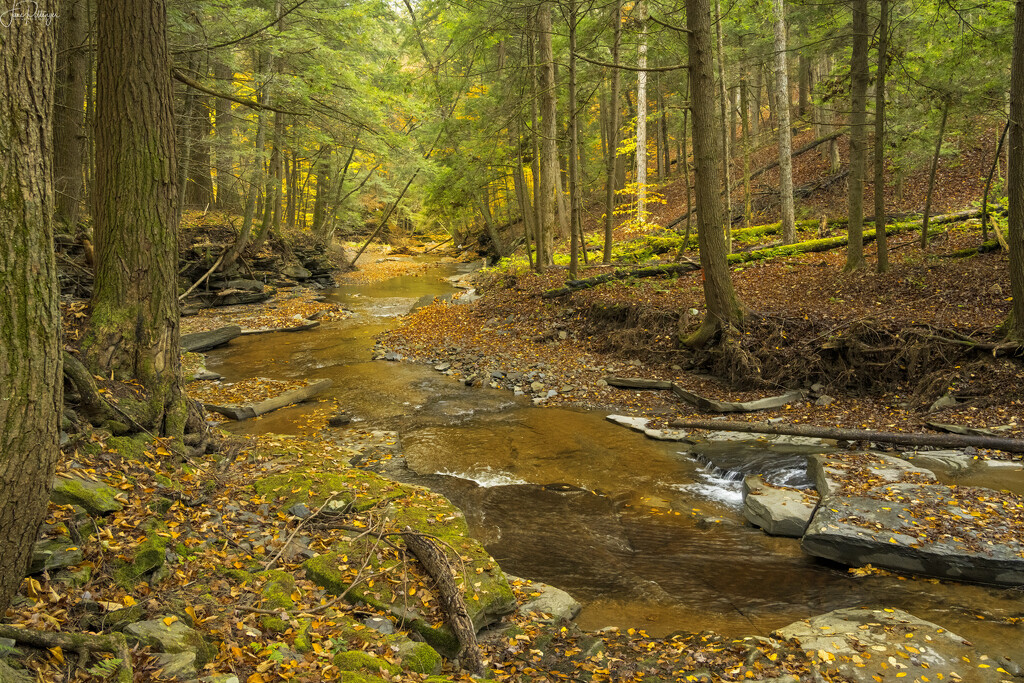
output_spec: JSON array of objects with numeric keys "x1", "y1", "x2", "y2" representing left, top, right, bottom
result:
[
  {"x1": 163, "y1": 615, "x2": 178, "y2": 626},
  {"x1": 123, "y1": 595, "x2": 137, "y2": 606},
  {"x1": 49, "y1": 646, "x2": 64, "y2": 664},
  {"x1": 247, "y1": 675, "x2": 266, "y2": 683},
  {"x1": 409, "y1": 587, "x2": 416, "y2": 596},
  {"x1": 185, "y1": 605, "x2": 197, "y2": 621}
]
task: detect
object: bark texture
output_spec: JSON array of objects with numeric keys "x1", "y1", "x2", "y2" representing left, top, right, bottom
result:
[
  {"x1": 1008, "y1": 0, "x2": 1024, "y2": 341},
  {"x1": 86, "y1": 0, "x2": 186, "y2": 435},
  {"x1": 53, "y1": 0, "x2": 87, "y2": 229},
  {"x1": 0, "y1": 0, "x2": 63, "y2": 614},
  {"x1": 536, "y1": 2, "x2": 558, "y2": 266},
  {"x1": 772, "y1": 0, "x2": 796, "y2": 244},
  {"x1": 874, "y1": 0, "x2": 889, "y2": 273},
  {"x1": 844, "y1": 0, "x2": 869, "y2": 271},
  {"x1": 684, "y1": 0, "x2": 745, "y2": 347}
]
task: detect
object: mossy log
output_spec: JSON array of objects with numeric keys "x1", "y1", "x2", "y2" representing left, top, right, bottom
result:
[
  {"x1": 0, "y1": 625, "x2": 132, "y2": 683},
  {"x1": 542, "y1": 261, "x2": 700, "y2": 298}
]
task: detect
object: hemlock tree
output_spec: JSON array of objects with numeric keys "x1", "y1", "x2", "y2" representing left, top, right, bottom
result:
[
  {"x1": 684, "y1": 0, "x2": 746, "y2": 347},
  {"x1": 83, "y1": 0, "x2": 187, "y2": 436},
  {"x1": 0, "y1": 0, "x2": 63, "y2": 614},
  {"x1": 771, "y1": 0, "x2": 796, "y2": 244},
  {"x1": 1006, "y1": 0, "x2": 1024, "y2": 341},
  {"x1": 844, "y1": 0, "x2": 869, "y2": 272}
]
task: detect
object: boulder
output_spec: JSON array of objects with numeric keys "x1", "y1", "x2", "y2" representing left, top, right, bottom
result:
[
  {"x1": 511, "y1": 576, "x2": 582, "y2": 622},
  {"x1": 303, "y1": 480, "x2": 515, "y2": 656},
  {"x1": 50, "y1": 475, "x2": 122, "y2": 515},
  {"x1": 29, "y1": 538, "x2": 84, "y2": 574},
  {"x1": 742, "y1": 476, "x2": 818, "y2": 537},
  {"x1": 802, "y1": 483, "x2": 1024, "y2": 586},
  {"x1": 774, "y1": 607, "x2": 1020, "y2": 682},
  {"x1": 281, "y1": 264, "x2": 312, "y2": 280},
  {"x1": 181, "y1": 325, "x2": 242, "y2": 353},
  {"x1": 125, "y1": 618, "x2": 216, "y2": 667}
]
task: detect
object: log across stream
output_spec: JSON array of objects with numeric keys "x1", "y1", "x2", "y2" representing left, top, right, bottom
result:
[{"x1": 200, "y1": 256, "x2": 1024, "y2": 658}]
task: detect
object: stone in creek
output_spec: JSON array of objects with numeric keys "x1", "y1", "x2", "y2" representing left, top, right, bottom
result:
[
  {"x1": 328, "y1": 411, "x2": 352, "y2": 427},
  {"x1": 434, "y1": 363, "x2": 451, "y2": 372},
  {"x1": 383, "y1": 351, "x2": 402, "y2": 361},
  {"x1": 802, "y1": 482, "x2": 1024, "y2": 586},
  {"x1": 742, "y1": 475, "x2": 817, "y2": 538},
  {"x1": 774, "y1": 607, "x2": 1021, "y2": 683},
  {"x1": 508, "y1": 575, "x2": 582, "y2": 623},
  {"x1": 531, "y1": 381, "x2": 545, "y2": 393},
  {"x1": 808, "y1": 453, "x2": 936, "y2": 498}
]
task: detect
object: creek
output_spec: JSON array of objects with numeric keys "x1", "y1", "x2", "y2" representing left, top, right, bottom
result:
[{"x1": 203, "y1": 257, "x2": 1024, "y2": 659}]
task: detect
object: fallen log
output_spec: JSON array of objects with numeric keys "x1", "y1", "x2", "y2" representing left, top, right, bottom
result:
[
  {"x1": 542, "y1": 260, "x2": 699, "y2": 298},
  {"x1": 238, "y1": 319, "x2": 321, "y2": 335},
  {"x1": 665, "y1": 418, "x2": 1024, "y2": 455},
  {"x1": 401, "y1": 529, "x2": 484, "y2": 674},
  {"x1": 670, "y1": 386, "x2": 806, "y2": 413},
  {"x1": 604, "y1": 376, "x2": 806, "y2": 413},
  {"x1": 0, "y1": 624, "x2": 132, "y2": 683},
  {"x1": 181, "y1": 325, "x2": 242, "y2": 352},
  {"x1": 204, "y1": 378, "x2": 332, "y2": 420}
]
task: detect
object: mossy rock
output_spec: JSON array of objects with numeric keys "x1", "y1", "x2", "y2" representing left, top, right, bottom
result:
[
  {"x1": 294, "y1": 618, "x2": 313, "y2": 653},
  {"x1": 253, "y1": 469, "x2": 409, "y2": 513},
  {"x1": 256, "y1": 570, "x2": 295, "y2": 633},
  {"x1": 304, "y1": 481, "x2": 514, "y2": 657},
  {"x1": 337, "y1": 673, "x2": 389, "y2": 683},
  {"x1": 387, "y1": 637, "x2": 442, "y2": 675},
  {"x1": 29, "y1": 538, "x2": 84, "y2": 574},
  {"x1": 333, "y1": 650, "x2": 399, "y2": 676},
  {"x1": 106, "y1": 434, "x2": 150, "y2": 461},
  {"x1": 113, "y1": 521, "x2": 170, "y2": 588},
  {"x1": 50, "y1": 475, "x2": 122, "y2": 515},
  {"x1": 125, "y1": 618, "x2": 216, "y2": 667}
]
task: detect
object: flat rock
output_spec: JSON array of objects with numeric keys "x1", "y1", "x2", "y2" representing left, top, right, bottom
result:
[
  {"x1": 802, "y1": 482, "x2": 1024, "y2": 586},
  {"x1": 808, "y1": 453, "x2": 936, "y2": 498},
  {"x1": 774, "y1": 607, "x2": 1020, "y2": 682},
  {"x1": 126, "y1": 619, "x2": 216, "y2": 666},
  {"x1": 605, "y1": 414, "x2": 688, "y2": 442},
  {"x1": 897, "y1": 449, "x2": 976, "y2": 474},
  {"x1": 29, "y1": 538, "x2": 84, "y2": 574},
  {"x1": 701, "y1": 430, "x2": 825, "y2": 447},
  {"x1": 742, "y1": 476, "x2": 818, "y2": 537},
  {"x1": 281, "y1": 264, "x2": 312, "y2": 280}
]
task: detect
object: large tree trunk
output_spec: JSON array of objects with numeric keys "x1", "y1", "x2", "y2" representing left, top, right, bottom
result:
[
  {"x1": 874, "y1": 0, "x2": 890, "y2": 273},
  {"x1": 568, "y1": 0, "x2": 580, "y2": 280},
  {"x1": 0, "y1": 0, "x2": 63, "y2": 616},
  {"x1": 636, "y1": 0, "x2": 649, "y2": 228},
  {"x1": 844, "y1": 0, "x2": 869, "y2": 272},
  {"x1": 1006, "y1": 0, "x2": 1024, "y2": 341},
  {"x1": 312, "y1": 144, "x2": 332, "y2": 241},
  {"x1": 684, "y1": 0, "x2": 745, "y2": 347},
  {"x1": 53, "y1": 0, "x2": 87, "y2": 230},
  {"x1": 537, "y1": 1, "x2": 558, "y2": 267},
  {"x1": 713, "y1": 0, "x2": 731, "y2": 250},
  {"x1": 602, "y1": 0, "x2": 623, "y2": 264},
  {"x1": 772, "y1": 0, "x2": 797, "y2": 244},
  {"x1": 86, "y1": 0, "x2": 186, "y2": 436}
]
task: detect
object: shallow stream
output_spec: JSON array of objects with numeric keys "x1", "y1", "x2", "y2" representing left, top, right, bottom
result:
[{"x1": 204, "y1": 258, "x2": 1024, "y2": 659}]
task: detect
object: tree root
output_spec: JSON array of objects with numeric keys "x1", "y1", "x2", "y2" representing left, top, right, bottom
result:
[{"x1": 0, "y1": 624, "x2": 132, "y2": 683}]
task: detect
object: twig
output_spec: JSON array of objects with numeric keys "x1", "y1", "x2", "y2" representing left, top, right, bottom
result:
[
  {"x1": 263, "y1": 493, "x2": 341, "y2": 571},
  {"x1": 179, "y1": 251, "x2": 226, "y2": 301}
]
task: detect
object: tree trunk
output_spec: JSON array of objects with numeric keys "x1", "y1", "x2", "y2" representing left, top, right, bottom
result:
[
  {"x1": 537, "y1": 2, "x2": 558, "y2": 267},
  {"x1": 53, "y1": 0, "x2": 87, "y2": 230},
  {"x1": 798, "y1": 53, "x2": 810, "y2": 118},
  {"x1": 684, "y1": 0, "x2": 745, "y2": 347},
  {"x1": 636, "y1": 0, "x2": 649, "y2": 228},
  {"x1": 86, "y1": 0, "x2": 186, "y2": 436},
  {"x1": 0, "y1": 0, "x2": 63, "y2": 617},
  {"x1": 603, "y1": 0, "x2": 623, "y2": 264},
  {"x1": 750, "y1": 65, "x2": 761, "y2": 139},
  {"x1": 713, "y1": 0, "x2": 731, "y2": 250},
  {"x1": 921, "y1": 99, "x2": 950, "y2": 249},
  {"x1": 312, "y1": 145, "x2": 332, "y2": 241},
  {"x1": 212, "y1": 59, "x2": 239, "y2": 211},
  {"x1": 874, "y1": 0, "x2": 890, "y2": 273},
  {"x1": 1006, "y1": 0, "x2": 1024, "y2": 341},
  {"x1": 772, "y1": 0, "x2": 797, "y2": 244},
  {"x1": 844, "y1": 0, "x2": 869, "y2": 272},
  {"x1": 568, "y1": 0, "x2": 580, "y2": 280}
]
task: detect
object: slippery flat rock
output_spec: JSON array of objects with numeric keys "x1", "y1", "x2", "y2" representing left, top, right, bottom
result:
[
  {"x1": 897, "y1": 449, "x2": 976, "y2": 474},
  {"x1": 808, "y1": 453, "x2": 936, "y2": 498},
  {"x1": 605, "y1": 415, "x2": 689, "y2": 441},
  {"x1": 181, "y1": 325, "x2": 242, "y2": 352},
  {"x1": 742, "y1": 475, "x2": 818, "y2": 537},
  {"x1": 774, "y1": 607, "x2": 1020, "y2": 682},
  {"x1": 802, "y1": 483, "x2": 1024, "y2": 586},
  {"x1": 700, "y1": 430, "x2": 825, "y2": 447}
]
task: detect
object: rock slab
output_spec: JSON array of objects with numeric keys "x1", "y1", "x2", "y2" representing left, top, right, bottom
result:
[
  {"x1": 775, "y1": 607, "x2": 1021, "y2": 682},
  {"x1": 742, "y1": 475, "x2": 818, "y2": 537}
]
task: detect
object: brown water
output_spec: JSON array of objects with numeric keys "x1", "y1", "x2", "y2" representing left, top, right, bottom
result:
[{"x1": 203, "y1": 259, "x2": 1024, "y2": 660}]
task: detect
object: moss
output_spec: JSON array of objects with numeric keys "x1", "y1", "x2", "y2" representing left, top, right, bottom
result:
[
  {"x1": 107, "y1": 434, "x2": 150, "y2": 461},
  {"x1": 215, "y1": 566, "x2": 255, "y2": 584},
  {"x1": 256, "y1": 569, "x2": 296, "y2": 632},
  {"x1": 293, "y1": 619, "x2": 313, "y2": 653},
  {"x1": 337, "y1": 673, "x2": 389, "y2": 683},
  {"x1": 253, "y1": 469, "x2": 408, "y2": 512},
  {"x1": 387, "y1": 638, "x2": 442, "y2": 674},
  {"x1": 50, "y1": 476, "x2": 122, "y2": 515},
  {"x1": 332, "y1": 650, "x2": 399, "y2": 676},
  {"x1": 149, "y1": 497, "x2": 174, "y2": 515},
  {"x1": 114, "y1": 520, "x2": 170, "y2": 588}
]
